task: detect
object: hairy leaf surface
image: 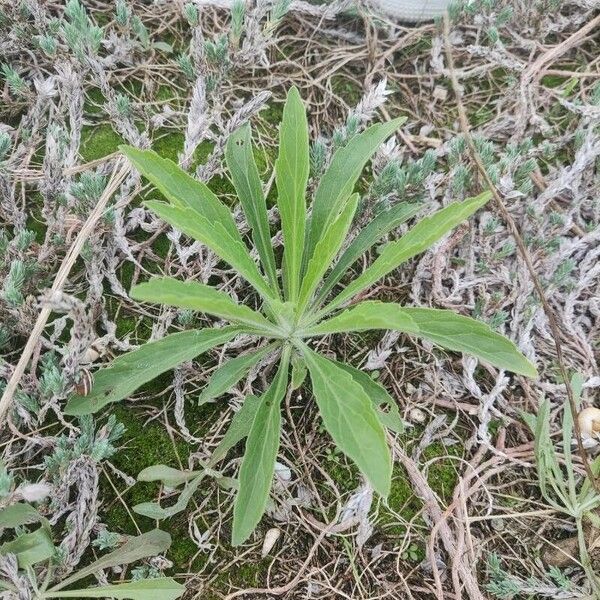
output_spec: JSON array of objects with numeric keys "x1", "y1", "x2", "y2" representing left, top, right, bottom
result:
[
  {"x1": 65, "y1": 327, "x2": 241, "y2": 415},
  {"x1": 199, "y1": 346, "x2": 273, "y2": 405},
  {"x1": 333, "y1": 361, "x2": 404, "y2": 433},
  {"x1": 51, "y1": 530, "x2": 172, "y2": 591},
  {"x1": 145, "y1": 201, "x2": 274, "y2": 301},
  {"x1": 316, "y1": 202, "x2": 421, "y2": 304},
  {"x1": 305, "y1": 117, "x2": 406, "y2": 263},
  {"x1": 318, "y1": 193, "x2": 491, "y2": 315},
  {"x1": 131, "y1": 278, "x2": 276, "y2": 332},
  {"x1": 121, "y1": 146, "x2": 240, "y2": 240},
  {"x1": 276, "y1": 86, "x2": 309, "y2": 301},
  {"x1": 298, "y1": 193, "x2": 358, "y2": 313},
  {"x1": 308, "y1": 301, "x2": 537, "y2": 377},
  {"x1": 0, "y1": 527, "x2": 54, "y2": 568},
  {"x1": 302, "y1": 347, "x2": 391, "y2": 496},
  {"x1": 232, "y1": 351, "x2": 290, "y2": 545},
  {"x1": 226, "y1": 125, "x2": 279, "y2": 292}
]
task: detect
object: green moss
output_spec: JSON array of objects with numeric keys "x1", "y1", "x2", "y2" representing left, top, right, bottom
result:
[
  {"x1": 80, "y1": 124, "x2": 124, "y2": 161},
  {"x1": 152, "y1": 131, "x2": 184, "y2": 162},
  {"x1": 331, "y1": 76, "x2": 362, "y2": 107},
  {"x1": 423, "y1": 442, "x2": 461, "y2": 503},
  {"x1": 213, "y1": 557, "x2": 272, "y2": 592},
  {"x1": 101, "y1": 404, "x2": 191, "y2": 532},
  {"x1": 84, "y1": 88, "x2": 106, "y2": 115},
  {"x1": 25, "y1": 192, "x2": 47, "y2": 243},
  {"x1": 327, "y1": 455, "x2": 361, "y2": 494},
  {"x1": 378, "y1": 464, "x2": 423, "y2": 535},
  {"x1": 156, "y1": 85, "x2": 176, "y2": 102}
]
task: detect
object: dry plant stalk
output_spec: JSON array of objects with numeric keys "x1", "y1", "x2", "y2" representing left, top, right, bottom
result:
[
  {"x1": 0, "y1": 158, "x2": 130, "y2": 425},
  {"x1": 442, "y1": 14, "x2": 599, "y2": 494}
]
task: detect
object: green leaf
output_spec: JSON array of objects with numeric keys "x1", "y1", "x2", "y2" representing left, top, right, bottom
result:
[
  {"x1": 133, "y1": 474, "x2": 205, "y2": 519},
  {"x1": 51, "y1": 530, "x2": 172, "y2": 592},
  {"x1": 135, "y1": 394, "x2": 265, "y2": 521},
  {"x1": 0, "y1": 526, "x2": 54, "y2": 568},
  {"x1": 290, "y1": 353, "x2": 307, "y2": 390},
  {"x1": 298, "y1": 193, "x2": 358, "y2": 314},
  {"x1": 305, "y1": 117, "x2": 406, "y2": 266},
  {"x1": 0, "y1": 503, "x2": 43, "y2": 528},
  {"x1": 145, "y1": 201, "x2": 274, "y2": 301},
  {"x1": 137, "y1": 465, "x2": 202, "y2": 488},
  {"x1": 333, "y1": 361, "x2": 404, "y2": 434},
  {"x1": 199, "y1": 346, "x2": 273, "y2": 405},
  {"x1": 209, "y1": 394, "x2": 262, "y2": 466},
  {"x1": 43, "y1": 578, "x2": 184, "y2": 600},
  {"x1": 232, "y1": 350, "x2": 290, "y2": 546},
  {"x1": 121, "y1": 146, "x2": 239, "y2": 241},
  {"x1": 307, "y1": 301, "x2": 537, "y2": 377},
  {"x1": 276, "y1": 86, "x2": 309, "y2": 301},
  {"x1": 316, "y1": 202, "x2": 421, "y2": 305},
  {"x1": 131, "y1": 278, "x2": 277, "y2": 333},
  {"x1": 318, "y1": 193, "x2": 491, "y2": 316},
  {"x1": 226, "y1": 125, "x2": 279, "y2": 293},
  {"x1": 301, "y1": 347, "x2": 391, "y2": 496},
  {"x1": 65, "y1": 327, "x2": 241, "y2": 415}
]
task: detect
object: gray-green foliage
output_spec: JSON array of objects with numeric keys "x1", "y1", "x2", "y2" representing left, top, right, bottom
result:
[
  {"x1": 65, "y1": 88, "x2": 536, "y2": 546},
  {"x1": 61, "y1": 0, "x2": 103, "y2": 60},
  {"x1": 0, "y1": 457, "x2": 182, "y2": 599},
  {"x1": 522, "y1": 374, "x2": 600, "y2": 596},
  {"x1": 0, "y1": 526, "x2": 183, "y2": 599}
]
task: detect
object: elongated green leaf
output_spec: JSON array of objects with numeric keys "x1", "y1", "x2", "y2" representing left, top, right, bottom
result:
[
  {"x1": 137, "y1": 465, "x2": 202, "y2": 488},
  {"x1": 317, "y1": 193, "x2": 491, "y2": 316},
  {"x1": 52, "y1": 530, "x2": 171, "y2": 591},
  {"x1": 134, "y1": 395, "x2": 264, "y2": 520},
  {"x1": 301, "y1": 347, "x2": 391, "y2": 496},
  {"x1": 199, "y1": 346, "x2": 273, "y2": 405},
  {"x1": 65, "y1": 327, "x2": 241, "y2": 415},
  {"x1": 305, "y1": 117, "x2": 406, "y2": 264},
  {"x1": 316, "y1": 202, "x2": 421, "y2": 305},
  {"x1": 121, "y1": 146, "x2": 237, "y2": 239},
  {"x1": 232, "y1": 350, "x2": 290, "y2": 546},
  {"x1": 276, "y1": 86, "x2": 309, "y2": 301},
  {"x1": 0, "y1": 503, "x2": 42, "y2": 528},
  {"x1": 333, "y1": 361, "x2": 404, "y2": 434},
  {"x1": 121, "y1": 146, "x2": 239, "y2": 240},
  {"x1": 298, "y1": 193, "x2": 358, "y2": 314},
  {"x1": 0, "y1": 526, "x2": 54, "y2": 568},
  {"x1": 209, "y1": 394, "x2": 261, "y2": 466},
  {"x1": 133, "y1": 473, "x2": 205, "y2": 519},
  {"x1": 131, "y1": 278, "x2": 277, "y2": 333},
  {"x1": 307, "y1": 301, "x2": 537, "y2": 377},
  {"x1": 145, "y1": 201, "x2": 274, "y2": 301},
  {"x1": 226, "y1": 125, "x2": 279, "y2": 293},
  {"x1": 43, "y1": 578, "x2": 184, "y2": 600}
]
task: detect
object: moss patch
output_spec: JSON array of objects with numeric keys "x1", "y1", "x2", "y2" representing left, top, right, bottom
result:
[{"x1": 80, "y1": 124, "x2": 124, "y2": 161}]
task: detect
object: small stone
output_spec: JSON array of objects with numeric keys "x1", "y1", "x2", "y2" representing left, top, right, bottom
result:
[
  {"x1": 261, "y1": 528, "x2": 281, "y2": 557},
  {"x1": 409, "y1": 408, "x2": 427, "y2": 424},
  {"x1": 433, "y1": 86, "x2": 448, "y2": 101}
]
